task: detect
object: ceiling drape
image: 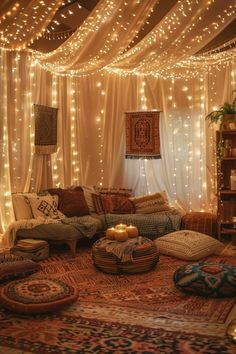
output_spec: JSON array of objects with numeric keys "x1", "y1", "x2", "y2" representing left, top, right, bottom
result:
[
  {"x1": 0, "y1": 0, "x2": 236, "y2": 233},
  {"x1": 0, "y1": 0, "x2": 63, "y2": 50}
]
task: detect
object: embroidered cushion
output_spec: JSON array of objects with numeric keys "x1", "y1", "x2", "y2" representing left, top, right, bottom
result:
[
  {"x1": 48, "y1": 187, "x2": 89, "y2": 217},
  {"x1": 0, "y1": 278, "x2": 78, "y2": 314},
  {"x1": 94, "y1": 187, "x2": 133, "y2": 197},
  {"x1": 154, "y1": 230, "x2": 224, "y2": 260},
  {"x1": 130, "y1": 192, "x2": 171, "y2": 214},
  {"x1": 26, "y1": 195, "x2": 65, "y2": 219},
  {"x1": 173, "y1": 262, "x2": 236, "y2": 297},
  {"x1": 92, "y1": 193, "x2": 135, "y2": 215},
  {"x1": 0, "y1": 254, "x2": 41, "y2": 283}
]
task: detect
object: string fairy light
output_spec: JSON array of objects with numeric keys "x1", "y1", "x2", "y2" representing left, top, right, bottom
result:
[{"x1": 0, "y1": 0, "x2": 63, "y2": 50}]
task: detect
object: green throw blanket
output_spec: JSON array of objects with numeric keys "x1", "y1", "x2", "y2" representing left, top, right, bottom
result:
[{"x1": 102, "y1": 209, "x2": 182, "y2": 239}]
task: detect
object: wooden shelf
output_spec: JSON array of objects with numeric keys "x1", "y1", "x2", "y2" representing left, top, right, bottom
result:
[
  {"x1": 220, "y1": 189, "x2": 236, "y2": 194},
  {"x1": 216, "y1": 129, "x2": 236, "y2": 239}
]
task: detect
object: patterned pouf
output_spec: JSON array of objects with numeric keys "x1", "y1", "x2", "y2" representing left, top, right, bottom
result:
[
  {"x1": 0, "y1": 278, "x2": 78, "y2": 314},
  {"x1": 173, "y1": 262, "x2": 236, "y2": 297},
  {"x1": 92, "y1": 237, "x2": 159, "y2": 274},
  {"x1": 181, "y1": 212, "x2": 217, "y2": 237}
]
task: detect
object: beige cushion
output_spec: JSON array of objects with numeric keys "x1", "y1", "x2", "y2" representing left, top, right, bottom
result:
[
  {"x1": 81, "y1": 186, "x2": 96, "y2": 213},
  {"x1": 154, "y1": 230, "x2": 224, "y2": 261},
  {"x1": 12, "y1": 193, "x2": 36, "y2": 220},
  {"x1": 130, "y1": 192, "x2": 171, "y2": 214},
  {"x1": 26, "y1": 195, "x2": 65, "y2": 219}
]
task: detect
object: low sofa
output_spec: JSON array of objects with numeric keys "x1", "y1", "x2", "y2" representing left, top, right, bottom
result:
[{"x1": 5, "y1": 186, "x2": 184, "y2": 256}]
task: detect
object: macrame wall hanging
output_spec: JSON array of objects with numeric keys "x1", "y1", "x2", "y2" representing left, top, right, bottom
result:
[
  {"x1": 34, "y1": 104, "x2": 58, "y2": 155},
  {"x1": 125, "y1": 110, "x2": 161, "y2": 159}
]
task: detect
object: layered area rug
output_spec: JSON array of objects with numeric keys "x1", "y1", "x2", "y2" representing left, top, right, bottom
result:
[{"x1": 0, "y1": 242, "x2": 236, "y2": 353}]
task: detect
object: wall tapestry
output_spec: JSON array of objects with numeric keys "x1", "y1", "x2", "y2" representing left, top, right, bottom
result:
[
  {"x1": 125, "y1": 110, "x2": 161, "y2": 159},
  {"x1": 34, "y1": 104, "x2": 58, "y2": 155}
]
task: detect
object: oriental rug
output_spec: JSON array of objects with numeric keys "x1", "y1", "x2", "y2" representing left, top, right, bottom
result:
[
  {"x1": 0, "y1": 245, "x2": 236, "y2": 353},
  {"x1": 125, "y1": 110, "x2": 161, "y2": 159},
  {"x1": 34, "y1": 104, "x2": 58, "y2": 155}
]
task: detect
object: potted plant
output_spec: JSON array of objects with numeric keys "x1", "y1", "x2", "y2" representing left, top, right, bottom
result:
[{"x1": 206, "y1": 95, "x2": 236, "y2": 130}]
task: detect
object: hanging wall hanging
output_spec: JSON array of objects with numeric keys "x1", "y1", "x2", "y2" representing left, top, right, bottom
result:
[
  {"x1": 34, "y1": 104, "x2": 58, "y2": 155},
  {"x1": 125, "y1": 110, "x2": 161, "y2": 159}
]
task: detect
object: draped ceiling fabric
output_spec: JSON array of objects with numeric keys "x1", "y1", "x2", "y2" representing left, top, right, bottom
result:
[
  {"x1": 0, "y1": 0, "x2": 236, "y2": 233},
  {"x1": 0, "y1": 0, "x2": 63, "y2": 50}
]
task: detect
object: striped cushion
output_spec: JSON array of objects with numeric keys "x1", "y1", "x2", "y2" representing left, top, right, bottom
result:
[{"x1": 130, "y1": 192, "x2": 171, "y2": 214}]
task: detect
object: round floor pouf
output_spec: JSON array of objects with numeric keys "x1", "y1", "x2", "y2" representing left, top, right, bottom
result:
[
  {"x1": 173, "y1": 262, "x2": 236, "y2": 297},
  {"x1": 92, "y1": 237, "x2": 159, "y2": 274},
  {"x1": 0, "y1": 278, "x2": 78, "y2": 314}
]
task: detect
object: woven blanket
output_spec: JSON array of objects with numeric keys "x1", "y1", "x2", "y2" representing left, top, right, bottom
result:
[
  {"x1": 94, "y1": 237, "x2": 144, "y2": 262},
  {"x1": 103, "y1": 209, "x2": 182, "y2": 239},
  {"x1": 61, "y1": 215, "x2": 102, "y2": 239}
]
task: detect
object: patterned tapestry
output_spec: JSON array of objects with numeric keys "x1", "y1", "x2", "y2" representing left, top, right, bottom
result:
[
  {"x1": 34, "y1": 104, "x2": 58, "y2": 154},
  {"x1": 125, "y1": 110, "x2": 161, "y2": 159}
]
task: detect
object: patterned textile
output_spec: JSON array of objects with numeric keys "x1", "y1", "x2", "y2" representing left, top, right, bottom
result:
[
  {"x1": 92, "y1": 237, "x2": 159, "y2": 274},
  {"x1": 181, "y1": 212, "x2": 217, "y2": 237},
  {"x1": 103, "y1": 209, "x2": 182, "y2": 239},
  {"x1": 0, "y1": 278, "x2": 77, "y2": 314},
  {"x1": 48, "y1": 187, "x2": 90, "y2": 217},
  {"x1": 174, "y1": 262, "x2": 236, "y2": 297},
  {"x1": 155, "y1": 230, "x2": 224, "y2": 260},
  {"x1": 0, "y1": 249, "x2": 236, "y2": 353},
  {"x1": 125, "y1": 110, "x2": 161, "y2": 159},
  {"x1": 92, "y1": 193, "x2": 135, "y2": 215},
  {"x1": 0, "y1": 254, "x2": 41, "y2": 283},
  {"x1": 34, "y1": 104, "x2": 58, "y2": 155},
  {"x1": 130, "y1": 192, "x2": 171, "y2": 214},
  {"x1": 26, "y1": 195, "x2": 65, "y2": 219},
  {"x1": 94, "y1": 186, "x2": 133, "y2": 197}
]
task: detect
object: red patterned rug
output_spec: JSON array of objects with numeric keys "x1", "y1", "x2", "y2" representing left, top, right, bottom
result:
[{"x1": 0, "y1": 244, "x2": 236, "y2": 353}]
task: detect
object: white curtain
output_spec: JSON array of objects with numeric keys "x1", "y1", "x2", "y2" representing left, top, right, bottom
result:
[
  {"x1": 0, "y1": 48, "x2": 235, "y2": 232},
  {"x1": 0, "y1": 0, "x2": 236, "y2": 232}
]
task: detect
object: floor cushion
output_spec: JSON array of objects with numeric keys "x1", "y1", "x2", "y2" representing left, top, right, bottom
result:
[
  {"x1": 181, "y1": 212, "x2": 217, "y2": 236},
  {"x1": 0, "y1": 254, "x2": 41, "y2": 283},
  {"x1": 154, "y1": 230, "x2": 224, "y2": 260},
  {"x1": 0, "y1": 278, "x2": 78, "y2": 314},
  {"x1": 92, "y1": 236, "x2": 159, "y2": 274},
  {"x1": 10, "y1": 239, "x2": 49, "y2": 261},
  {"x1": 173, "y1": 262, "x2": 236, "y2": 297}
]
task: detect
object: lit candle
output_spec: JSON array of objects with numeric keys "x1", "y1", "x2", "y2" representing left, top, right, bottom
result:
[
  {"x1": 114, "y1": 229, "x2": 128, "y2": 242},
  {"x1": 106, "y1": 227, "x2": 116, "y2": 240},
  {"x1": 115, "y1": 223, "x2": 127, "y2": 230},
  {"x1": 126, "y1": 225, "x2": 138, "y2": 238}
]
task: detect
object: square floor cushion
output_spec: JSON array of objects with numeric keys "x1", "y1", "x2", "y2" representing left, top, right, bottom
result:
[
  {"x1": 0, "y1": 254, "x2": 41, "y2": 283},
  {"x1": 154, "y1": 230, "x2": 224, "y2": 261}
]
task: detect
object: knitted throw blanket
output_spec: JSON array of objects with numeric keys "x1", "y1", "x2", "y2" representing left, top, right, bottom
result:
[{"x1": 95, "y1": 237, "x2": 145, "y2": 263}]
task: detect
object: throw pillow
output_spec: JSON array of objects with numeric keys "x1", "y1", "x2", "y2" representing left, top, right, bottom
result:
[
  {"x1": 94, "y1": 186, "x2": 133, "y2": 197},
  {"x1": 0, "y1": 254, "x2": 41, "y2": 283},
  {"x1": 92, "y1": 193, "x2": 135, "y2": 215},
  {"x1": 26, "y1": 195, "x2": 65, "y2": 219},
  {"x1": 49, "y1": 187, "x2": 89, "y2": 217},
  {"x1": 154, "y1": 230, "x2": 224, "y2": 260},
  {"x1": 12, "y1": 193, "x2": 37, "y2": 220},
  {"x1": 130, "y1": 192, "x2": 171, "y2": 214},
  {"x1": 173, "y1": 262, "x2": 236, "y2": 297},
  {"x1": 81, "y1": 185, "x2": 96, "y2": 213}
]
